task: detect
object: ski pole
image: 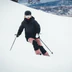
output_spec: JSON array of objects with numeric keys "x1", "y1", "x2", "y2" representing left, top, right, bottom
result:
[
  {"x1": 10, "y1": 36, "x2": 17, "y2": 51},
  {"x1": 40, "y1": 38, "x2": 53, "y2": 54}
]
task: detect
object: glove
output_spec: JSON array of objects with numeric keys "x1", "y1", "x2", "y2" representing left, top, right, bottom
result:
[
  {"x1": 36, "y1": 33, "x2": 40, "y2": 38},
  {"x1": 15, "y1": 34, "x2": 19, "y2": 37}
]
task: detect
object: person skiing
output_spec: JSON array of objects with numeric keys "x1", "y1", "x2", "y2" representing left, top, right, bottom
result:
[{"x1": 16, "y1": 10, "x2": 50, "y2": 56}]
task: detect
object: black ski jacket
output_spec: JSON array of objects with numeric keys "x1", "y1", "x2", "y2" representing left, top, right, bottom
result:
[{"x1": 17, "y1": 16, "x2": 40, "y2": 38}]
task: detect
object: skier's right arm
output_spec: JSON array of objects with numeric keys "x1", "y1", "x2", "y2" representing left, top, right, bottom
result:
[{"x1": 16, "y1": 22, "x2": 24, "y2": 37}]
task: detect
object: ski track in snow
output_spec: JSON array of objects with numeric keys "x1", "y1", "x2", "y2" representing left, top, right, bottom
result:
[{"x1": 0, "y1": 0, "x2": 72, "y2": 72}]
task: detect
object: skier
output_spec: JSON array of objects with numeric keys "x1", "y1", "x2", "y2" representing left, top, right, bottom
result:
[{"x1": 16, "y1": 10, "x2": 50, "y2": 56}]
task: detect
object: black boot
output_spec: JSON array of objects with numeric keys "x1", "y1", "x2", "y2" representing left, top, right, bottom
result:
[
  {"x1": 39, "y1": 46, "x2": 47, "y2": 54},
  {"x1": 32, "y1": 40, "x2": 41, "y2": 55},
  {"x1": 32, "y1": 40, "x2": 39, "y2": 50}
]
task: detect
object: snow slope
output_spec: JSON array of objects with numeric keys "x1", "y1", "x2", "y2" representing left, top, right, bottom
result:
[{"x1": 0, "y1": 0, "x2": 72, "y2": 72}]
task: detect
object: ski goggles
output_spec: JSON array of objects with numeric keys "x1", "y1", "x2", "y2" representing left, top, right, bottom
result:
[{"x1": 25, "y1": 15, "x2": 32, "y2": 19}]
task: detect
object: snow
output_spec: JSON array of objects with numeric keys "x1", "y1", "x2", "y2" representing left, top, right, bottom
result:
[{"x1": 0, "y1": 0, "x2": 72, "y2": 72}]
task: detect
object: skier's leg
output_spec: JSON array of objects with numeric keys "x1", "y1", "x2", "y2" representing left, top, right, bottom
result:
[
  {"x1": 36, "y1": 38, "x2": 50, "y2": 56},
  {"x1": 28, "y1": 38, "x2": 41, "y2": 55}
]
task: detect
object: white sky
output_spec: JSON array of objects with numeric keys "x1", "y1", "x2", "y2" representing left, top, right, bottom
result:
[{"x1": 0, "y1": 0, "x2": 72, "y2": 72}]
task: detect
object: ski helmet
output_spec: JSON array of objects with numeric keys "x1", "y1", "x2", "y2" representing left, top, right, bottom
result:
[{"x1": 25, "y1": 10, "x2": 31, "y2": 15}]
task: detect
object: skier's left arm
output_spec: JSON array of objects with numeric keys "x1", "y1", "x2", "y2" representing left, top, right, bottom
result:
[
  {"x1": 35, "y1": 21, "x2": 41, "y2": 34},
  {"x1": 35, "y1": 21, "x2": 41, "y2": 38}
]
